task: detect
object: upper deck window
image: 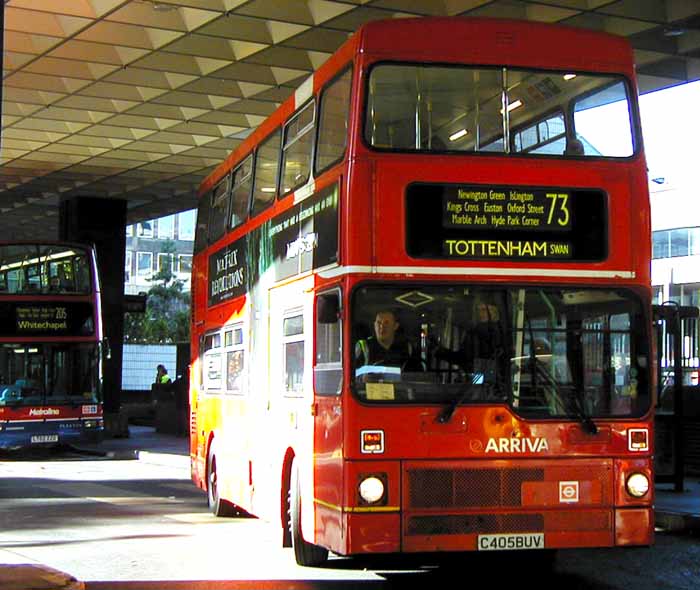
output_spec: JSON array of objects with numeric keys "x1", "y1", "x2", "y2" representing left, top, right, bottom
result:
[
  {"x1": 251, "y1": 130, "x2": 281, "y2": 217},
  {"x1": 282, "y1": 101, "x2": 315, "y2": 195},
  {"x1": 0, "y1": 244, "x2": 92, "y2": 294},
  {"x1": 365, "y1": 64, "x2": 635, "y2": 158},
  {"x1": 230, "y1": 155, "x2": 253, "y2": 229},
  {"x1": 209, "y1": 175, "x2": 230, "y2": 243},
  {"x1": 316, "y1": 68, "x2": 352, "y2": 173}
]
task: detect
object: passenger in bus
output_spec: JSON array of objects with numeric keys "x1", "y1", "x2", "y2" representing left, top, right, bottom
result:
[
  {"x1": 355, "y1": 309, "x2": 415, "y2": 370},
  {"x1": 436, "y1": 296, "x2": 506, "y2": 379}
]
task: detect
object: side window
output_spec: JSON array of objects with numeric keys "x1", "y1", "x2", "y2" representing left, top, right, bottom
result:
[
  {"x1": 283, "y1": 313, "x2": 305, "y2": 396},
  {"x1": 316, "y1": 68, "x2": 352, "y2": 173},
  {"x1": 224, "y1": 325, "x2": 246, "y2": 395},
  {"x1": 252, "y1": 129, "x2": 281, "y2": 216},
  {"x1": 230, "y1": 156, "x2": 253, "y2": 230},
  {"x1": 203, "y1": 332, "x2": 223, "y2": 392},
  {"x1": 315, "y1": 291, "x2": 342, "y2": 395},
  {"x1": 209, "y1": 175, "x2": 230, "y2": 244},
  {"x1": 281, "y1": 101, "x2": 315, "y2": 196},
  {"x1": 194, "y1": 192, "x2": 211, "y2": 254}
]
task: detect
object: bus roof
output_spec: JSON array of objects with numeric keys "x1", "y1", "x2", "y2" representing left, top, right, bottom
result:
[
  {"x1": 197, "y1": 16, "x2": 635, "y2": 198},
  {"x1": 355, "y1": 17, "x2": 633, "y2": 72}
]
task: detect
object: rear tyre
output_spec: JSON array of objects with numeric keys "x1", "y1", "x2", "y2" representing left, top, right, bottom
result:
[
  {"x1": 206, "y1": 449, "x2": 238, "y2": 517},
  {"x1": 289, "y1": 458, "x2": 328, "y2": 566}
]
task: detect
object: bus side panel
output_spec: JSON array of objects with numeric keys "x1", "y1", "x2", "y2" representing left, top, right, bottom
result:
[{"x1": 313, "y1": 386, "x2": 344, "y2": 552}]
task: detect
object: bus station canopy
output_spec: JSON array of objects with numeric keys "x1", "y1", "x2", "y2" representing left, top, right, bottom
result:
[{"x1": 2, "y1": 0, "x2": 700, "y2": 241}]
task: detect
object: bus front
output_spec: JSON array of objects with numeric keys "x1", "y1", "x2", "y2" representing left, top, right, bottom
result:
[
  {"x1": 0, "y1": 243, "x2": 104, "y2": 450},
  {"x1": 322, "y1": 19, "x2": 653, "y2": 560}
]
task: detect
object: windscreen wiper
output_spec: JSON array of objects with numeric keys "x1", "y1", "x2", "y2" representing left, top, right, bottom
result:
[
  {"x1": 532, "y1": 360, "x2": 598, "y2": 435},
  {"x1": 436, "y1": 372, "x2": 482, "y2": 424}
]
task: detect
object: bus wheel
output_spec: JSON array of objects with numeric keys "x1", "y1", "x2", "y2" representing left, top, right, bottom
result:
[
  {"x1": 289, "y1": 458, "x2": 328, "y2": 567},
  {"x1": 206, "y1": 450, "x2": 237, "y2": 517}
]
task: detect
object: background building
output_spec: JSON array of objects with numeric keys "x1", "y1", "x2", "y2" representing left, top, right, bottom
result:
[
  {"x1": 124, "y1": 210, "x2": 196, "y2": 295},
  {"x1": 650, "y1": 180, "x2": 700, "y2": 385}
]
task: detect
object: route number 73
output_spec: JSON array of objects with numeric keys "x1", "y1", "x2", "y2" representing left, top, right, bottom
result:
[{"x1": 545, "y1": 193, "x2": 570, "y2": 227}]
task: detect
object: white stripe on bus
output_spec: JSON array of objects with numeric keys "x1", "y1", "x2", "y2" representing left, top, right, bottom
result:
[
  {"x1": 295, "y1": 76, "x2": 314, "y2": 108},
  {"x1": 318, "y1": 265, "x2": 636, "y2": 280}
]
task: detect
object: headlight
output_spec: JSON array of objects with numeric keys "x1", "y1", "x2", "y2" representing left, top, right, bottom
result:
[
  {"x1": 358, "y1": 476, "x2": 385, "y2": 504},
  {"x1": 626, "y1": 473, "x2": 650, "y2": 498}
]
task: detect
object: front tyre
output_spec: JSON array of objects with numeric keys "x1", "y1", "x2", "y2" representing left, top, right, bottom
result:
[
  {"x1": 289, "y1": 458, "x2": 328, "y2": 566},
  {"x1": 206, "y1": 447, "x2": 237, "y2": 517}
]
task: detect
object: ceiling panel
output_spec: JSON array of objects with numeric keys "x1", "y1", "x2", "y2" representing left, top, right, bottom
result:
[{"x1": 3, "y1": 0, "x2": 700, "y2": 240}]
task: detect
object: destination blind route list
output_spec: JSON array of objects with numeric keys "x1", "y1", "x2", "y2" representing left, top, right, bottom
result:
[
  {"x1": 442, "y1": 187, "x2": 571, "y2": 231},
  {"x1": 440, "y1": 186, "x2": 573, "y2": 260}
]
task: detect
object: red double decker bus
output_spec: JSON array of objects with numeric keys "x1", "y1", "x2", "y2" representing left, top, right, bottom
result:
[
  {"x1": 0, "y1": 242, "x2": 104, "y2": 450},
  {"x1": 190, "y1": 17, "x2": 653, "y2": 566}
]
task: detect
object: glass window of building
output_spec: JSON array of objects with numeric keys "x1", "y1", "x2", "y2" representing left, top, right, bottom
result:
[
  {"x1": 158, "y1": 215, "x2": 175, "y2": 239},
  {"x1": 137, "y1": 252, "x2": 153, "y2": 275},
  {"x1": 652, "y1": 231, "x2": 669, "y2": 259},
  {"x1": 137, "y1": 221, "x2": 153, "y2": 238},
  {"x1": 158, "y1": 253, "x2": 173, "y2": 273},
  {"x1": 178, "y1": 255, "x2": 192, "y2": 274},
  {"x1": 125, "y1": 251, "x2": 132, "y2": 282},
  {"x1": 178, "y1": 210, "x2": 195, "y2": 241},
  {"x1": 690, "y1": 228, "x2": 700, "y2": 256},
  {"x1": 670, "y1": 228, "x2": 689, "y2": 257}
]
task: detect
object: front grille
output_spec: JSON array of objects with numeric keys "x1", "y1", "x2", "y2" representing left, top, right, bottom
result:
[
  {"x1": 406, "y1": 510, "x2": 611, "y2": 536},
  {"x1": 408, "y1": 467, "x2": 544, "y2": 509},
  {"x1": 407, "y1": 513, "x2": 543, "y2": 536}
]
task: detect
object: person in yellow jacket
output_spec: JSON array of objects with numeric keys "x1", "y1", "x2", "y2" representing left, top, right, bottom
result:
[
  {"x1": 155, "y1": 364, "x2": 172, "y2": 385},
  {"x1": 355, "y1": 309, "x2": 413, "y2": 369}
]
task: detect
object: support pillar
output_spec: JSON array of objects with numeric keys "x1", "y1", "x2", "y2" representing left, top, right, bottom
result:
[{"x1": 59, "y1": 197, "x2": 128, "y2": 437}]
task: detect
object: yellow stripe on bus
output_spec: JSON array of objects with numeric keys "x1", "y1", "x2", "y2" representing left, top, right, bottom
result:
[{"x1": 314, "y1": 498, "x2": 400, "y2": 513}]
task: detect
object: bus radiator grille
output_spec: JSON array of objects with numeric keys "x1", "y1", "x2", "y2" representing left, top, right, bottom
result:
[
  {"x1": 405, "y1": 510, "x2": 611, "y2": 536},
  {"x1": 407, "y1": 467, "x2": 544, "y2": 509},
  {"x1": 407, "y1": 513, "x2": 543, "y2": 535}
]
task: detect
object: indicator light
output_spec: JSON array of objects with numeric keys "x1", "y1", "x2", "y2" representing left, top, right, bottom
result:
[
  {"x1": 361, "y1": 429, "x2": 384, "y2": 454},
  {"x1": 628, "y1": 428, "x2": 649, "y2": 452}
]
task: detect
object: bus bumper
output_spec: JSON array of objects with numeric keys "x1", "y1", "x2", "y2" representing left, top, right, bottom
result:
[{"x1": 0, "y1": 422, "x2": 104, "y2": 450}]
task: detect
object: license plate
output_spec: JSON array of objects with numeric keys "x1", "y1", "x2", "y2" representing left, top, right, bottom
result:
[
  {"x1": 477, "y1": 533, "x2": 545, "y2": 551},
  {"x1": 31, "y1": 434, "x2": 59, "y2": 444}
]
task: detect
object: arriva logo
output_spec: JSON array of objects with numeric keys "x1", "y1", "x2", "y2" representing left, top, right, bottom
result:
[
  {"x1": 485, "y1": 437, "x2": 549, "y2": 453},
  {"x1": 29, "y1": 408, "x2": 60, "y2": 417}
]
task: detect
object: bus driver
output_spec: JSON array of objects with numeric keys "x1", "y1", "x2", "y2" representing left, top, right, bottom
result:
[{"x1": 355, "y1": 309, "x2": 413, "y2": 369}]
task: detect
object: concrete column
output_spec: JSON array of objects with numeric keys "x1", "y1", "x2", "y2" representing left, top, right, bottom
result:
[{"x1": 59, "y1": 197, "x2": 128, "y2": 437}]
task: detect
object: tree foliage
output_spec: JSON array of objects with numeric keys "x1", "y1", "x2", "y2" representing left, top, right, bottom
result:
[{"x1": 124, "y1": 240, "x2": 190, "y2": 343}]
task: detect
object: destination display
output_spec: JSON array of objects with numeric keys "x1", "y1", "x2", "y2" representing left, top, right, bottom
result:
[
  {"x1": 442, "y1": 186, "x2": 571, "y2": 232},
  {"x1": 0, "y1": 302, "x2": 95, "y2": 337},
  {"x1": 406, "y1": 183, "x2": 607, "y2": 262}
]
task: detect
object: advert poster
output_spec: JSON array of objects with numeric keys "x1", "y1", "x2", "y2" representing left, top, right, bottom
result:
[{"x1": 208, "y1": 183, "x2": 339, "y2": 307}]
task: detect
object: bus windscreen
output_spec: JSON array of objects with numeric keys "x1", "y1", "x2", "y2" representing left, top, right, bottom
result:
[{"x1": 352, "y1": 285, "x2": 650, "y2": 420}]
